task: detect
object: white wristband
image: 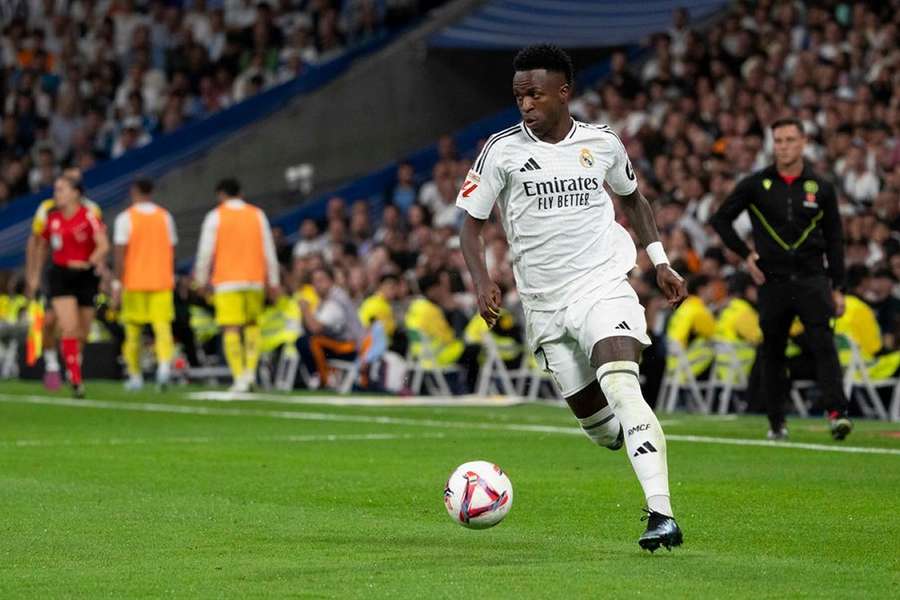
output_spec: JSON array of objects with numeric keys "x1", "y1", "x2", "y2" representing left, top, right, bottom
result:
[
  {"x1": 646, "y1": 241, "x2": 669, "y2": 267},
  {"x1": 111, "y1": 279, "x2": 122, "y2": 291}
]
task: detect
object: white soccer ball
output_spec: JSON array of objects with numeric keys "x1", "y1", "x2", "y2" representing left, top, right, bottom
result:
[{"x1": 443, "y1": 460, "x2": 513, "y2": 529}]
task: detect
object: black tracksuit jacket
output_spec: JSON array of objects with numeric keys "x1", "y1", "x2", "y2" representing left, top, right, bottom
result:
[{"x1": 710, "y1": 163, "x2": 845, "y2": 290}]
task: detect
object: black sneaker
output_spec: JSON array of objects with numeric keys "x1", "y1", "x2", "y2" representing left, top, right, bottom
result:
[
  {"x1": 607, "y1": 425, "x2": 624, "y2": 451},
  {"x1": 72, "y1": 384, "x2": 85, "y2": 399},
  {"x1": 828, "y1": 411, "x2": 852, "y2": 441},
  {"x1": 638, "y1": 509, "x2": 683, "y2": 552}
]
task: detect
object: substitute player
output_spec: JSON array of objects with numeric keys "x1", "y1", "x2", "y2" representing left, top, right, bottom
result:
[
  {"x1": 25, "y1": 167, "x2": 102, "y2": 390},
  {"x1": 112, "y1": 178, "x2": 178, "y2": 390},
  {"x1": 27, "y1": 175, "x2": 109, "y2": 397},
  {"x1": 457, "y1": 45, "x2": 687, "y2": 551},
  {"x1": 194, "y1": 178, "x2": 280, "y2": 392}
]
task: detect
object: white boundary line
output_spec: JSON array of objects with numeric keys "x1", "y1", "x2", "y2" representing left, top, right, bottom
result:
[
  {"x1": 0, "y1": 432, "x2": 447, "y2": 448},
  {"x1": 187, "y1": 391, "x2": 527, "y2": 407},
  {"x1": 1, "y1": 393, "x2": 898, "y2": 456}
]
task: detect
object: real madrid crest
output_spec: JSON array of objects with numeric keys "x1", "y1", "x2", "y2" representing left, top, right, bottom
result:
[{"x1": 579, "y1": 148, "x2": 594, "y2": 168}]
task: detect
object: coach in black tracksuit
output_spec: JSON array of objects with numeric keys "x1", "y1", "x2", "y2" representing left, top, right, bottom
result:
[{"x1": 711, "y1": 117, "x2": 852, "y2": 440}]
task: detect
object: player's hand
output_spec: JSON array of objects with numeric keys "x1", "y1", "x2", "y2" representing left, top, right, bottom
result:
[
  {"x1": 267, "y1": 284, "x2": 283, "y2": 301},
  {"x1": 110, "y1": 287, "x2": 122, "y2": 310},
  {"x1": 475, "y1": 278, "x2": 502, "y2": 328},
  {"x1": 832, "y1": 290, "x2": 846, "y2": 317},
  {"x1": 746, "y1": 252, "x2": 766, "y2": 285},
  {"x1": 656, "y1": 264, "x2": 687, "y2": 308}
]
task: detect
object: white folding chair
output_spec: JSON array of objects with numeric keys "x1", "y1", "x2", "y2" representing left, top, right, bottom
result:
[
  {"x1": 659, "y1": 339, "x2": 710, "y2": 414},
  {"x1": 705, "y1": 341, "x2": 751, "y2": 415},
  {"x1": 841, "y1": 337, "x2": 893, "y2": 420},
  {"x1": 405, "y1": 330, "x2": 460, "y2": 396},
  {"x1": 474, "y1": 334, "x2": 518, "y2": 397}
]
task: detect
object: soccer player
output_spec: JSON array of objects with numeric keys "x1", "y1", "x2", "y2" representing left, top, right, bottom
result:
[
  {"x1": 111, "y1": 178, "x2": 178, "y2": 390},
  {"x1": 457, "y1": 45, "x2": 687, "y2": 551},
  {"x1": 27, "y1": 175, "x2": 109, "y2": 397},
  {"x1": 24, "y1": 167, "x2": 102, "y2": 390},
  {"x1": 194, "y1": 178, "x2": 280, "y2": 392}
]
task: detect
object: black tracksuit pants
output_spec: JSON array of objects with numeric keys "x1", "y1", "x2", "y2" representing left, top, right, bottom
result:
[{"x1": 757, "y1": 274, "x2": 848, "y2": 429}]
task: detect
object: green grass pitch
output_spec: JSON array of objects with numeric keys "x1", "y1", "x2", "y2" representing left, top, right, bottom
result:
[{"x1": 1, "y1": 381, "x2": 898, "y2": 598}]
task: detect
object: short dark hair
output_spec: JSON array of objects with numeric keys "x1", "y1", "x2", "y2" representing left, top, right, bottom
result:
[
  {"x1": 312, "y1": 266, "x2": 334, "y2": 281},
  {"x1": 845, "y1": 264, "x2": 869, "y2": 291},
  {"x1": 379, "y1": 273, "x2": 399, "y2": 286},
  {"x1": 687, "y1": 274, "x2": 711, "y2": 295},
  {"x1": 513, "y1": 44, "x2": 574, "y2": 86},
  {"x1": 771, "y1": 117, "x2": 805, "y2": 135},
  {"x1": 215, "y1": 177, "x2": 241, "y2": 197},
  {"x1": 417, "y1": 273, "x2": 440, "y2": 295},
  {"x1": 132, "y1": 177, "x2": 154, "y2": 195},
  {"x1": 726, "y1": 271, "x2": 753, "y2": 296}
]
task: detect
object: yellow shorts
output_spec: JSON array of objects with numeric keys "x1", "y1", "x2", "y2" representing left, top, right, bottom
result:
[
  {"x1": 121, "y1": 290, "x2": 174, "y2": 324},
  {"x1": 213, "y1": 289, "x2": 264, "y2": 326}
]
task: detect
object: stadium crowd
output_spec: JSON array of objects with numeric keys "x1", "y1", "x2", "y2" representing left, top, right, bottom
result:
[
  {"x1": 0, "y1": 0, "x2": 440, "y2": 207},
  {"x1": 0, "y1": 0, "x2": 898, "y2": 409}
]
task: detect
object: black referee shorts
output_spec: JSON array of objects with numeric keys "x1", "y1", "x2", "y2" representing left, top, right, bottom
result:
[{"x1": 47, "y1": 264, "x2": 99, "y2": 308}]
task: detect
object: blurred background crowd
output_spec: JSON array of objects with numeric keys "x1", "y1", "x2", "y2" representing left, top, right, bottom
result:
[{"x1": 0, "y1": 0, "x2": 438, "y2": 206}]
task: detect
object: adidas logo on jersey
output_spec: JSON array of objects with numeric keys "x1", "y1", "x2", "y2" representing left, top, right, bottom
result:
[
  {"x1": 632, "y1": 441, "x2": 657, "y2": 457},
  {"x1": 614, "y1": 321, "x2": 631, "y2": 330},
  {"x1": 519, "y1": 158, "x2": 541, "y2": 172}
]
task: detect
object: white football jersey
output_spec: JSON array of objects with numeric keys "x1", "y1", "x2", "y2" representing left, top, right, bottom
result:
[{"x1": 456, "y1": 119, "x2": 639, "y2": 311}]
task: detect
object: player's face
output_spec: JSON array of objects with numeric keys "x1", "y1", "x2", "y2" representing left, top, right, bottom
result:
[
  {"x1": 513, "y1": 70, "x2": 568, "y2": 136},
  {"x1": 772, "y1": 125, "x2": 805, "y2": 168},
  {"x1": 53, "y1": 178, "x2": 79, "y2": 208}
]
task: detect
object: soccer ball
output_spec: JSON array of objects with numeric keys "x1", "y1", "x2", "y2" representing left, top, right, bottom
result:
[{"x1": 443, "y1": 460, "x2": 513, "y2": 529}]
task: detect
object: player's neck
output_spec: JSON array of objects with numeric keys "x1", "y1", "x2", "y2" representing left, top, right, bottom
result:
[
  {"x1": 776, "y1": 159, "x2": 803, "y2": 178},
  {"x1": 59, "y1": 202, "x2": 79, "y2": 218},
  {"x1": 535, "y1": 115, "x2": 573, "y2": 144}
]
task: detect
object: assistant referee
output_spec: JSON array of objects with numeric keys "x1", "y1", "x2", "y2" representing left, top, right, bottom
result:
[{"x1": 711, "y1": 117, "x2": 852, "y2": 441}]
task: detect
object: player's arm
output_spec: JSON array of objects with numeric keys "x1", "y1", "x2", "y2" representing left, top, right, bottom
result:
[
  {"x1": 112, "y1": 211, "x2": 130, "y2": 296},
  {"x1": 710, "y1": 176, "x2": 766, "y2": 285},
  {"x1": 456, "y1": 150, "x2": 506, "y2": 328},
  {"x1": 460, "y1": 215, "x2": 501, "y2": 328},
  {"x1": 28, "y1": 231, "x2": 50, "y2": 297},
  {"x1": 87, "y1": 213, "x2": 110, "y2": 273},
  {"x1": 194, "y1": 211, "x2": 218, "y2": 291},
  {"x1": 605, "y1": 136, "x2": 686, "y2": 307},
  {"x1": 258, "y1": 211, "x2": 282, "y2": 297},
  {"x1": 820, "y1": 180, "x2": 846, "y2": 299}
]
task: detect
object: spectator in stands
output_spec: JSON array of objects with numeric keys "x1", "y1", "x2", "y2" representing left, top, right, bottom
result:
[
  {"x1": 385, "y1": 162, "x2": 418, "y2": 214},
  {"x1": 298, "y1": 266, "x2": 364, "y2": 388}
]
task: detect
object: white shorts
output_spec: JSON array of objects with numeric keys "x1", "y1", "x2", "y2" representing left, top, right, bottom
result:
[{"x1": 525, "y1": 278, "x2": 651, "y2": 397}]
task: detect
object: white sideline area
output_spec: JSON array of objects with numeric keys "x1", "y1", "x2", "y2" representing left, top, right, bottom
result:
[{"x1": 1, "y1": 392, "x2": 899, "y2": 456}]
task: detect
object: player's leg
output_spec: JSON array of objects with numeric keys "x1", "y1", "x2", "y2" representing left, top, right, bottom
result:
[
  {"x1": 527, "y1": 308, "x2": 624, "y2": 449},
  {"x1": 570, "y1": 282, "x2": 680, "y2": 551},
  {"x1": 149, "y1": 290, "x2": 175, "y2": 388},
  {"x1": 214, "y1": 291, "x2": 247, "y2": 390},
  {"x1": 121, "y1": 291, "x2": 146, "y2": 389},
  {"x1": 794, "y1": 276, "x2": 852, "y2": 440},
  {"x1": 757, "y1": 280, "x2": 795, "y2": 438},
  {"x1": 241, "y1": 290, "x2": 264, "y2": 388},
  {"x1": 565, "y1": 381, "x2": 624, "y2": 450},
  {"x1": 52, "y1": 296, "x2": 83, "y2": 396}
]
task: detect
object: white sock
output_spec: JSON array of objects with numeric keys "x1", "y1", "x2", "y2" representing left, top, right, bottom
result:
[
  {"x1": 597, "y1": 360, "x2": 673, "y2": 517},
  {"x1": 577, "y1": 405, "x2": 622, "y2": 448},
  {"x1": 157, "y1": 361, "x2": 171, "y2": 378},
  {"x1": 44, "y1": 349, "x2": 60, "y2": 372}
]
